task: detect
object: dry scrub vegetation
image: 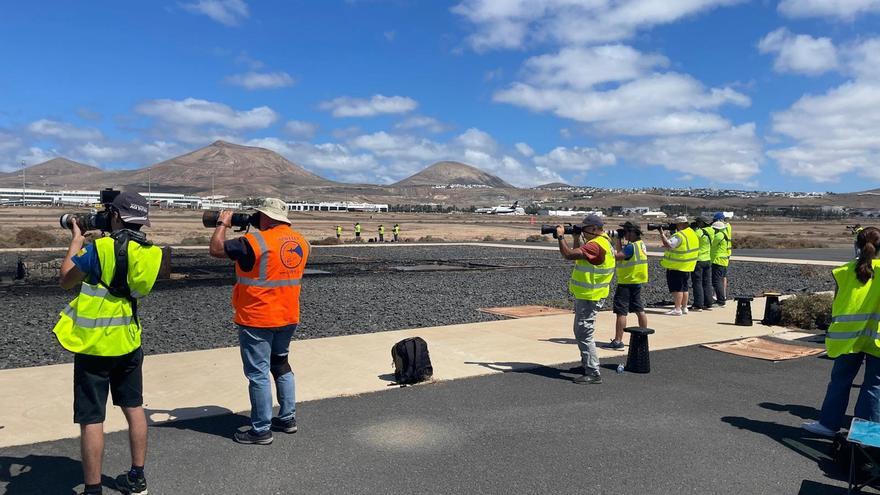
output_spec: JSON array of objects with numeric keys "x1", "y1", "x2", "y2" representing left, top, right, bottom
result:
[{"x1": 780, "y1": 293, "x2": 833, "y2": 330}]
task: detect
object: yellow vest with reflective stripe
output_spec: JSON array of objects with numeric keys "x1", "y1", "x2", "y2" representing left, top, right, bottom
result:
[
  {"x1": 355, "y1": 224, "x2": 361, "y2": 233},
  {"x1": 826, "y1": 260, "x2": 880, "y2": 358},
  {"x1": 379, "y1": 226, "x2": 385, "y2": 234},
  {"x1": 393, "y1": 226, "x2": 400, "y2": 234},
  {"x1": 569, "y1": 235, "x2": 615, "y2": 300},
  {"x1": 712, "y1": 227, "x2": 732, "y2": 267},
  {"x1": 660, "y1": 228, "x2": 699, "y2": 272},
  {"x1": 697, "y1": 227, "x2": 713, "y2": 262},
  {"x1": 616, "y1": 239, "x2": 648, "y2": 285},
  {"x1": 53, "y1": 236, "x2": 162, "y2": 356}
]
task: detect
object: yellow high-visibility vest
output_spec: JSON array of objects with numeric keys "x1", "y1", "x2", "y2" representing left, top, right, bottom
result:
[
  {"x1": 393, "y1": 226, "x2": 400, "y2": 235},
  {"x1": 355, "y1": 224, "x2": 361, "y2": 234},
  {"x1": 379, "y1": 226, "x2": 385, "y2": 234},
  {"x1": 660, "y1": 228, "x2": 699, "y2": 272},
  {"x1": 53, "y1": 236, "x2": 162, "y2": 356},
  {"x1": 616, "y1": 240, "x2": 648, "y2": 285},
  {"x1": 826, "y1": 260, "x2": 880, "y2": 358},
  {"x1": 712, "y1": 227, "x2": 732, "y2": 267},
  {"x1": 697, "y1": 227, "x2": 713, "y2": 262},
  {"x1": 569, "y1": 235, "x2": 615, "y2": 300}
]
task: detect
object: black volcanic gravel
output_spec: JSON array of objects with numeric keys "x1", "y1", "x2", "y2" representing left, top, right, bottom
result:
[{"x1": 0, "y1": 245, "x2": 834, "y2": 369}]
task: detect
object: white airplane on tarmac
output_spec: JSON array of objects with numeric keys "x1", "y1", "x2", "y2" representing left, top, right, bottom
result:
[{"x1": 475, "y1": 201, "x2": 526, "y2": 215}]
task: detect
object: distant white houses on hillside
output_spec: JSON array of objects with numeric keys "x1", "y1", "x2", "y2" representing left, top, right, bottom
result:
[{"x1": 642, "y1": 211, "x2": 668, "y2": 218}]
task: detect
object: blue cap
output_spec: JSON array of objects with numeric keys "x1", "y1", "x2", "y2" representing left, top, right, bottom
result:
[{"x1": 713, "y1": 212, "x2": 725, "y2": 221}]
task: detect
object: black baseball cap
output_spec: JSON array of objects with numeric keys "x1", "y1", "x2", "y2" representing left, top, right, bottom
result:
[
  {"x1": 111, "y1": 191, "x2": 151, "y2": 226},
  {"x1": 619, "y1": 221, "x2": 642, "y2": 233}
]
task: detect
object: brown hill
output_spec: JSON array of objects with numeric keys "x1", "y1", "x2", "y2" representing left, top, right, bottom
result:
[
  {"x1": 116, "y1": 140, "x2": 335, "y2": 196},
  {"x1": 392, "y1": 161, "x2": 513, "y2": 188},
  {"x1": 0, "y1": 157, "x2": 103, "y2": 188}
]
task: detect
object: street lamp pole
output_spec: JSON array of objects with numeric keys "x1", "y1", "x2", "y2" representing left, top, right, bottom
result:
[{"x1": 20, "y1": 160, "x2": 25, "y2": 204}]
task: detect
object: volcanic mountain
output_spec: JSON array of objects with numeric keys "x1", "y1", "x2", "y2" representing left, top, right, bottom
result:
[
  {"x1": 118, "y1": 140, "x2": 335, "y2": 196},
  {"x1": 392, "y1": 161, "x2": 513, "y2": 188},
  {"x1": 0, "y1": 157, "x2": 103, "y2": 188}
]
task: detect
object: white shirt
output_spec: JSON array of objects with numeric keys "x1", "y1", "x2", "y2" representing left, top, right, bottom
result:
[{"x1": 666, "y1": 234, "x2": 682, "y2": 249}]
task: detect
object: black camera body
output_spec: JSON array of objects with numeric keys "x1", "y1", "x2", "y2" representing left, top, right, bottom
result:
[
  {"x1": 647, "y1": 222, "x2": 678, "y2": 232},
  {"x1": 202, "y1": 210, "x2": 258, "y2": 232},
  {"x1": 540, "y1": 223, "x2": 582, "y2": 239},
  {"x1": 59, "y1": 188, "x2": 120, "y2": 232}
]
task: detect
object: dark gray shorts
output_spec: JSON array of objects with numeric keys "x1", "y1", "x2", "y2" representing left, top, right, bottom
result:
[
  {"x1": 73, "y1": 347, "x2": 144, "y2": 424},
  {"x1": 666, "y1": 270, "x2": 690, "y2": 292},
  {"x1": 613, "y1": 284, "x2": 645, "y2": 315}
]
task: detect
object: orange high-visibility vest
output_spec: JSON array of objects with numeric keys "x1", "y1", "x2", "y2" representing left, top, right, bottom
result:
[{"x1": 233, "y1": 225, "x2": 310, "y2": 328}]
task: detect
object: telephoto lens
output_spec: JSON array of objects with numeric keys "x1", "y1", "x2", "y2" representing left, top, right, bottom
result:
[
  {"x1": 202, "y1": 210, "x2": 254, "y2": 229},
  {"x1": 59, "y1": 213, "x2": 99, "y2": 231}
]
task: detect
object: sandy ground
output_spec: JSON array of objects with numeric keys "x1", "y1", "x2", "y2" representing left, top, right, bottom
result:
[{"x1": 0, "y1": 206, "x2": 860, "y2": 247}]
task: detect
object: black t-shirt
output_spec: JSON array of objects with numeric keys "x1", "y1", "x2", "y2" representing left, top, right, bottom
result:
[{"x1": 224, "y1": 237, "x2": 256, "y2": 272}]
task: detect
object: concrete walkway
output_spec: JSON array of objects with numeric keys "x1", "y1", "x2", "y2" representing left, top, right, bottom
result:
[{"x1": 0, "y1": 298, "x2": 790, "y2": 448}]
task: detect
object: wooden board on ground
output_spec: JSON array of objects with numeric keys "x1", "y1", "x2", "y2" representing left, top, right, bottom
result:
[
  {"x1": 702, "y1": 337, "x2": 825, "y2": 361},
  {"x1": 479, "y1": 305, "x2": 572, "y2": 319}
]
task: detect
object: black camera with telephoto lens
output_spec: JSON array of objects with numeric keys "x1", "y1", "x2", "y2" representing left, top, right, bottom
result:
[
  {"x1": 202, "y1": 210, "x2": 258, "y2": 232},
  {"x1": 647, "y1": 222, "x2": 678, "y2": 232},
  {"x1": 59, "y1": 188, "x2": 120, "y2": 232},
  {"x1": 540, "y1": 223, "x2": 582, "y2": 239}
]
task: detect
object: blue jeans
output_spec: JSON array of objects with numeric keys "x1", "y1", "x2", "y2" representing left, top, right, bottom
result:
[
  {"x1": 818, "y1": 353, "x2": 880, "y2": 430},
  {"x1": 238, "y1": 324, "x2": 297, "y2": 434}
]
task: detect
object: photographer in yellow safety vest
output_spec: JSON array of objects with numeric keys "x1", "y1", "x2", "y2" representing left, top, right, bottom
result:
[
  {"x1": 609, "y1": 221, "x2": 648, "y2": 350},
  {"x1": 660, "y1": 216, "x2": 699, "y2": 316},
  {"x1": 556, "y1": 214, "x2": 615, "y2": 385},
  {"x1": 54, "y1": 191, "x2": 162, "y2": 495},
  {"x1": 803, "y1": 227, "x2": 880, "y2": 437}
]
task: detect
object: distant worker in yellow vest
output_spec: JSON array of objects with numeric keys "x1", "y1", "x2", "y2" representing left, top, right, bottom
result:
[
  {"x1": 556, "y1": 214, "x2": 615, "y2": 384},
  {"x1": 660, "y1": 216, "x2": 699, "y2": 316},
  {"x1": 710, "y1": 218, "x2": 732, "y2": 306},
  {"x1": 690, "y1": 216, "x2": 714, "y2": 312},
  {"x1": 609, "y1": 221, "x2": 648, "y2": 350},
  {"x1": 378, "y1": 224, "x2": 385, "y2": 242},
  {"x1": 54, "y1": 191, "x2": 162, "y2": 495},
  {"x1": 803, "y1": 227, "x2": 880, "y2": 437},
  {"x1": 712, "y1": 212, "x2": 732, "y2": 302},
  {"x1": 393, "y1": 223, "x2": 400, "y2": 242},
  {"x1": 354, "y1": 222, "x2": 362, "y2": 242},
  {"x1": 335, "y1": 225, "x2": 342, "y2": 240}
]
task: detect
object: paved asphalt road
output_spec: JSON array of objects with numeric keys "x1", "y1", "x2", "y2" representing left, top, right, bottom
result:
[
  {"x1": 734, "y1": 247, "x2": 853, "y2": 262},
  {"x1": 0, "y1": 346, "x2": 868, "y2": 495}
]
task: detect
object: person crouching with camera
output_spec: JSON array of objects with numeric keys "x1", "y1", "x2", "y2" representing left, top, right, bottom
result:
[
  {"x1": 54, "y1": 191, "x2": 162, "y2": 495},
  {"x1": 209, "y1": 198, "x2": 310, "y2": 445},
  {"x1": 660, "y1": 216, "x2": 699, "y2": 316},
  {"x1": 608, "y1": 222, "x2": 649, "y2": 350},
  {"x1": 556, "y1": 214, "x2": 615, "y2": 384}
]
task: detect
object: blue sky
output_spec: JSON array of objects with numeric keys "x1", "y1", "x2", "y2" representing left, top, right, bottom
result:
[{"x1": 1, "y1": 0, "x2": 879, "y2": 192}]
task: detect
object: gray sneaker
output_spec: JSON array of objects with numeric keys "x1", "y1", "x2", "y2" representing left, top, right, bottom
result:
[
  {"x1": 573, "y1": 373, "x2": 603, "y2": 385},
  {"x1": 271, "y1": 416, "x2": 298, "y2": 434},
  {"x1": 608, "y1": 340, "x2": 625, "y2": 350},
  {"x1": 233, "y1": 428, "x2": 274, "y2": 445}
]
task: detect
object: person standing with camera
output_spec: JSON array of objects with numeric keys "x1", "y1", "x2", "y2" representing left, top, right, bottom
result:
[
  {"x1": 690, "y1": 216, "x2": 714, "y2": 312},
  {"x1": 803, "y1": 227, "x2": 880, "y2": 437},
  {"x1": 209, "y1": 198, "x2": 310, "y2": 445},
  {"x1": 660, "y1": 216, "x2": 699, "y2": 316},
  {"x1": 54, "y1": 191, "x2": 162, "y2": 495},
  {"x1": 711, "y1": 218, "x2": 732, "y2": 306},
  {"x1": 556, "y1": 214, "x2": 615, "y2": 384},
  {"x1": 609, "y1": 221, "x2": 649, "y2": 350}
]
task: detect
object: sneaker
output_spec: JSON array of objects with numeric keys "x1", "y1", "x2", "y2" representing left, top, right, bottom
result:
[
  {"x1": 703, "y1": 306, "x2": 713, "y2": 311},
  {"x1": 271, "y1": 416, "x2": 298, "y2": 434},
  {"x1": 115, "y1": 473, "x2": 148, "y2": 494},
  {"x1": 664, "y1": 309, "x2": 682, "y2": 316},
  {"x1": 573, "y1": 373, "x2": 603, "y2": 384},
  {"x1": 233, "y1": 428, "x2": 274, "y2": 445},
  {"x1": 802, "y1": 421, "x2": 838, "y2": 437},
  {"x1": 608, "y1": 340, "x2": 625, "y2": 350},
  {"x1": 689, "y1": 306, "x2": 702, "y2": 312},
  {"x1": 682, "y1": 307, "x2": 689, "y2": 315}
]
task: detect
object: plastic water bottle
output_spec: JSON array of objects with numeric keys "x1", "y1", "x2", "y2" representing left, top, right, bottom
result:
[{"x1": 616, "y1": 364, "x2": 625, "y2": 374}]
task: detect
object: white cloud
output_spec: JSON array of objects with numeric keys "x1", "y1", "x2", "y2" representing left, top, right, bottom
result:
[
  {"x1": 452, "y1": 0, "x2": 745, "y2": 51},
  {"x1": 514, "y1": 142, "x2": 534, "y2": 157},
  {"x1": 770, "y1": 80, "x2": 880, "y2": 182},
  {"x1": 27, "y1": 119, "x2": 103, "y2": 141},
  {"x1": 778, "y1": 0, "x2": 880, "y2": 19},
  {"x1": 182, "y1": 0, "x2": 249, "y2": 26},
  {"x1": 135, "y1": 98, "x2": 278, "y2": 130},
  {"x1": 521, "y1": 45, "x2": 668, "y2": 89},
  {"x1": 613, "y1": 124, "x2": 762, "y2": 183},
  {"x1": 246, "y1": 137, "x2": 382, "y2": 181},
  {"x1": 225, "y1": 71, "x2": 296, "y2": 90},
  {"x1": 758, "y1": 28, "x2": 838, "y2": 75},
  {"x1": 494, "y1": 73, "x2": 748, "y2": 136},
  {"x1": 533, "y1": 146, "x2": 616, "y2": 170},
  {"x1": 284, "y1": 120, "x2": 318, "y2": 139},
  {"x1": 395, "y1": 115, "x2": 449, "y2": 133},
  {"x1": 845, "y1": 37, "x2": 880, "y2": 80},
  {"x1": 319, "y1": 94, "x2": 418, "y2": 117}
]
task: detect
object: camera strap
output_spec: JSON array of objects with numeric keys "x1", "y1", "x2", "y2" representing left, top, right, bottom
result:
[{"x1": 101, "y1": 229, "x2": 153, "y2": 325}]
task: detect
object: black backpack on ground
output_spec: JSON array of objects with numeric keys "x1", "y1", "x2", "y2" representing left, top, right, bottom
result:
[{"x1": 392, "y1": 337, "x2": 433, "y2": 385}]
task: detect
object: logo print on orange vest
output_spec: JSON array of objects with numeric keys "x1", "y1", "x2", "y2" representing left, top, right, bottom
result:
[{"x1": 279, "y1": 241, "x2": 304, "y2": 269}]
